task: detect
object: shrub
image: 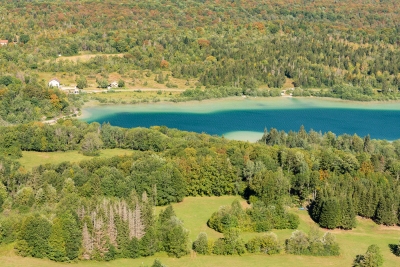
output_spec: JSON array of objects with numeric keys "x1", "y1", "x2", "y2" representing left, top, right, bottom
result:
[
  {"x1": 246, "y1": 233, "x2": 281, "y2": 254},
  {"x1": 193, "y1": 232, "x2": 209, "y2": 255},
  {"x1": 353, "y1": 244, "x2": 383, "y2": 267},
  {"x1": 286, "y1": 230, "x2": 310, "y2": 255},
  {"x1": 285, "y1": 230, "x2": 340, "y2": 256},
  {"x1": 212, "y1": 228, "x2": 245, "y2": 255}
]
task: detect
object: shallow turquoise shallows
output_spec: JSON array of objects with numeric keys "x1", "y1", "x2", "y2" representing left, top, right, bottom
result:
[{"x1": 82, "y1": 97, "x2": 400, "y2": 142}]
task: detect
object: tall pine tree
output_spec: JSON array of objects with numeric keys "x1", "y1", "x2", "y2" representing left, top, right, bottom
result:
[
  {"x1": 339, "y1": 198, "x2": 356, "y2": 230},
  {"x1": 318, "y1": 198, "x2": 340, "y2": 229}
]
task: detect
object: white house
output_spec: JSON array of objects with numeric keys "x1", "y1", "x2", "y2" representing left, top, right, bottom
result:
[
  {"x1": 110, "y1": 81, "x2": 118, "y2": 88},
  {"x1": 48, "y1": 78, "x2": 60, "y2": 88},
  {"x1": 0, "y1": 40, "x2": 8, "y2": 46}
]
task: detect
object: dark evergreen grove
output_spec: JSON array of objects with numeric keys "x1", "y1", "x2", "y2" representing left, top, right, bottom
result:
[{"x1": 0, "y1": 120, "x2": 400, "y2": 261}]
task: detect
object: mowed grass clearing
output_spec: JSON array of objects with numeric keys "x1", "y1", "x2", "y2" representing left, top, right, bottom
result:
[
  {"x1": 90, "y1": 90, "x2": 181, "y2": 103},
  {"x1": 55, "y1": 53, "x2": 124, "y2": 63},
  {"x1": 2, "y1": 196, "x2": 400, "y2": 266},
  {"x1": 18, "y1": 149, "x2": 134, "y2": 170},
  {"x1": 38, "y1": 69, "x2": 197, "y2": 91}
]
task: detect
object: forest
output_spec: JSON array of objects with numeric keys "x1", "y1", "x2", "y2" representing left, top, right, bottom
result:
[
  {"x1": 0, "y1": 120, "x2": 399, "y2": 263},
  {"x1": 1, "y1": 0, "x2": 400, "y2": 266},
  {"x1": 1, "y1": 0, "x2": 400, "y2": 124}
]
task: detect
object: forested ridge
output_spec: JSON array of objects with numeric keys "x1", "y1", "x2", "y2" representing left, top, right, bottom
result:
[
  {"x1": 1, "y1": 1, "x2": 400, "y2": 124},
  {"x1": 0, "y1": 121, "x2": 400, "y2": 262}
]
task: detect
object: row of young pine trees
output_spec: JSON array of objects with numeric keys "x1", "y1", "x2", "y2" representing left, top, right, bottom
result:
[{"x1": 311, "y1": 177, "x2": 400, "y2": 229}]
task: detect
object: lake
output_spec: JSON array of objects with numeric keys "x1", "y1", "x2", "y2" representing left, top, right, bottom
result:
[{"x1": 82, "y1": 97, "x2": 400, "y2": 142}]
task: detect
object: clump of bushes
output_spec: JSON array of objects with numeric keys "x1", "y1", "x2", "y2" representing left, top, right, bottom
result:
[
  {"x1": 193, "y1": 227, "x2": 339, "y2": 256},
  {"x1": 285, "y1": 228, "x2": 340, "y2": 256},
  {"x1": 246, "y1": 233, "x2": 281, "y2": 254},
  {"x1": 207, "y1": 200, "x2": 299, "y2": 233}
]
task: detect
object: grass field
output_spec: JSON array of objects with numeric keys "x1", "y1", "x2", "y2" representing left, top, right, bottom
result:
[
  {"x1": 1, "y1": 196, "x2": 400, "y2": 266},
  {"x1": 89, "y1": 90, "x2": 182, "y2": 104},
  {"x1": 17, "y1": 149, "x2": 134, "y2": 170},
  {"x1": 55, "y1": 53, "x2": 124, "y2": 63},
  {"x1": 38, "y1": 69, "x2": 197, "y2": 92}
]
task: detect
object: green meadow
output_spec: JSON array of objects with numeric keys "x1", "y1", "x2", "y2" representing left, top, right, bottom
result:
[
  {"x1": 1, "y1": 196, "x2": 400, "y2": 267},
  {"x1": 17, "y1": 149, "x2": 134, "y2": 171}
]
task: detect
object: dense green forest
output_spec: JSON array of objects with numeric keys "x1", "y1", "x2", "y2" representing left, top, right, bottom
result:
[
  {"x1": 1, "y1": 0, "x2": 400, "y2": 265},
  {"x1": 0, "y1": 120, "x2": 399, "y2": 262},
  {"x1": 1, "y1": 0, "x2": 400, "y2": 123}
]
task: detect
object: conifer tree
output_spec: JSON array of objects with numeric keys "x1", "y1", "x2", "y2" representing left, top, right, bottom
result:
[
  {"x1": 16, "y1": 214, "x2": 52, "y2": 258},
  {"x1": 161, "y1": 216, "x2": 189, "y2": 258},
  {"x1": 311, "y1": 190, "x2": 324, "y2": 223},
  {"x1": 115, "y1": 214, "x2": 129, "y2": 257},
  {"x1": 159, "y1": 205, "x2": 175, "y2": 224},
  {"x1": 318, "y1": 198, "x2": 340, "y2": 229},
  {"x1": 363, "y1": 135, "x2": 371, "y2": 153},
  {"x1": 127, "y1": 237, "x2": 140, "y2": 258},
  {"x1": 141, "y1": 193, "x2": 155, "y2": 229},
  {"x1": 92, "y1": 213, "x2": 108, "y2": 259},
  {"x1": 134, "y1": 203, "x2": 145, "y2": 239},
  {"x1": 374, "y1": 196, "x2": 397, "y2": 226},
  {"x1": 81, "y1": 222, "x2": 93, "y2": 260},
  {"x1": 128, "y1": 209, "x2": 135, "y2": 240},
  {"x1": 339, "y1": 198, "x2": 357, "y2": 230},
  {"x1": 48, "y1": 218, "x2": 66, "y2": 261},
  {"x1": 108, "y1": 207, "x2": 118, "y2": 247},
  {"x1": 60, "y1": 212, "x2": 81, "y2": 261},
  {"x1": 140, "y1": 226, "x2": 158, "y2": 256}
]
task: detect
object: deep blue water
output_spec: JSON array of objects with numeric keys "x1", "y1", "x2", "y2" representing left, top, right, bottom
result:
[{"x1": 84, "y1": 108, "x2": 400, "y2": 140}]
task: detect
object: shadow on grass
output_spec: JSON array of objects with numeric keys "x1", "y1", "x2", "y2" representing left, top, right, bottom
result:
[{"x1": 388, "y1": 244, "x2": 399, "y2": 256}]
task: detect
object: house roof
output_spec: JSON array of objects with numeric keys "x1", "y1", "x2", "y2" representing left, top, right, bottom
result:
[
  {"x1": 0, "y1": 40, "x2": 8, "y2": 44},
  {"x1": 49, "y1": 78, "x2": 60, "y2": 83}
]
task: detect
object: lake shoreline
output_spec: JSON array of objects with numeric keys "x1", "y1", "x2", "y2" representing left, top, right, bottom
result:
[
  {"x1": 80, "y1": 96, "x2": 400, "y2": 142},
  {"x1": 81, "y1": 95, "x2": 400, "y2": 109},
  {"x1": 80, "y1": 95, "x2": 400, "y2": 119}
]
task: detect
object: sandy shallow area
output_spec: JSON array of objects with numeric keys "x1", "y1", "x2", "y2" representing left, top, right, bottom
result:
[
  {"x1": 223, "y1": 131, "x2": 264, "y2": 142},
  {"x1": 81, "y1": 96, "x2": 400, "y2": 118}
]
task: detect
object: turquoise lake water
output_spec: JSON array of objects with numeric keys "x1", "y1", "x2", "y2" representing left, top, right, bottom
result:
[{"x1": 82, "y1": 97, "x2": 400, "y2": 141}]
